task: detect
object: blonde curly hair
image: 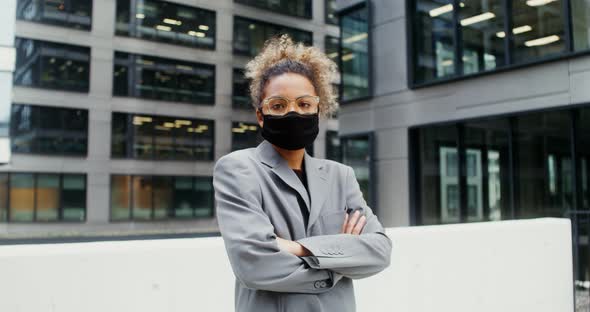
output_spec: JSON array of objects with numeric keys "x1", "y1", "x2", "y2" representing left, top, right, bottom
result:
[{"x1": 244, "y1": 34, "x2": 339, "y2": 118}]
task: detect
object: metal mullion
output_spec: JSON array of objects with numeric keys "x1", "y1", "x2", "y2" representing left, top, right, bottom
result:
[
  {"x1": 458, "y1": 124, "x2": 468, "y2": 223},
  {"x1": 508, "y1": 117, "x2": 517, "y2": 219},
  {"x1": 563, "y1": 0, "x2": 574, "y2": 52},
  {"x1": 129, "y1": 175, "x2": 134, "y2": 220},
  {"x1": 33, "y1": 173, "x2": 37, "y2": 222},
  {"x1": 503, "y1": 0, "x2": 513, "y2": 65},
  {"x1": 571, "y1": 109, "x2": 579, "y2": 212},
  {"x1": 452, "y1": 0, "x2": 463, "y2": 77},
  {"x1": 150, "y1": 175, "x2": 155, "y2": 220},
  {"x1": 482, "y1": 145, "x2": 490, "y2": 221},
  {"x1": 58, "y1": 174, "x2": 63, "y2": 221},
  {"x1": 6, "y1": 173, "x2": 10, "y2": 222}
]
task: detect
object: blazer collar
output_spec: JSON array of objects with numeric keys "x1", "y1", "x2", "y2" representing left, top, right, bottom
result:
[{"x1": 256, "y1": 140, "x2": 328, "y2": 232}]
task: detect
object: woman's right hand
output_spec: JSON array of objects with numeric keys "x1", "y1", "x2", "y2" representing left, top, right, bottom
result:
[{"x1": 341, "y1": 210, "x2": 366, "y2": 235}]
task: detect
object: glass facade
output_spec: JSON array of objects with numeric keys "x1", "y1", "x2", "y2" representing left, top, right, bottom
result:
[
  {"x1": 115, "y1": 0, "x2": 216, "y2": 50},
  {"x1": 235, "y1": 0, "x2": 312, "y2": 19},
  {"x1": 326, "y1": 0, "x2": 339, "y2": 25},
  {"x1": 233, "y1": 16, "x2": 313, "y2": 57},
  {"x1": 231, "y1": 122, "x2": 260, "y2": 151},
  {"x1": 11, "y1": 104, "x2": 88, "y2": 156},
  {"x1": 111, "y1": 113, "x2": 214, "y2": 161},
  {"x1": 16, "y1": 0, "x2": 93, "y2": 30},
  {"x1": 14, "y1": 38, "x2": 90, "y2": 92},
  {"x1": 113, "y1": 51, "x2": 215, "y2": 104},
  {"x1": 232, "y1": 68, "x2": 251, "y2": 109},
  {"x1": 410, "y1": 0, "x2": 581, "y2": 86},
  {"x1": 325, "y1": 35, "x2": 341, "y2": 73},
  {"x1": 341, "y1": 134, "x2": 373, "y2": 207},
  {"x1": 340, "y1": 2, "x2": 370, "y2": 102},
  {"x1": 0, "y1": 172, "x2": 86, "y2": 222},
  {"x1": 325, "y1": 130, "x2": 342, "y2": 162},
  {"x1": 110, "y1": 174, "x2": 213, "y2": 221},
  {"x1": 411, "y1": 107, "x2": 586, "y2": 224},
  {"x1": 111, "y1": 112, "x2": 214, "y2": 161}
]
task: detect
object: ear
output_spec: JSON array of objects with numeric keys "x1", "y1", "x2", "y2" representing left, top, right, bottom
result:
[{"x1": 256, "y1": 108, "x2": 264, "y2": 128}]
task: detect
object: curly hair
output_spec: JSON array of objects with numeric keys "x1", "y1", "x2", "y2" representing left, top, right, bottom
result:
[{"x1": 244, "y1": 34, "x2": 339, "y2": 118}]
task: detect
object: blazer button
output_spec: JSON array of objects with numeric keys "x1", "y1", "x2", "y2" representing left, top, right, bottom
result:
[
  {"x1": 314, "y1": 281, "x2": 321, "y2": 288},
  {"x1": 319, "y1": 281, "x2": 327, "y2": 288}
]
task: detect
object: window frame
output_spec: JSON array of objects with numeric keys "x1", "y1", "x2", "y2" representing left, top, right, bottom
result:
[
  {"x1": 108, "y1": 174, "x2": 215, "y2": 222},
  {"x1": 10, "y1": 103, "x2": 89, "y2": 157},
  {"x1": 234, "y1": 0, "x2": 313, "y2": 19},
  {"x1": 406, "y1": 0, "x2": 582, "y2": 89},
  {"x1": 110, "y1": 112, "x2": 216, "y2": 162},
  {"x1": 16, "y1": 0, "x2": 93, "y2": 30},
  {"x1": 340, "y1": 131, "x2": 376, "y2": 213},
  {"x1": 1, "y1": 172, "x2": 87, "y2": 223},
  {"x1": 114, "y1": 0, "x2": 217, "y2": 50},
  {"x1": 337, "y1": 0, "x2": 373, "y2": 104},
  {"x1": 232, "y1": 15, "x2": 313, "y2": 57}
]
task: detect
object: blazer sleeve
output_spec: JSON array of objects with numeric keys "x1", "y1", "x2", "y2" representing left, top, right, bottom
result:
[
  {"x1": 296, "y1": 165, "x2": 393, "y2": 280},
  {"x1": 213, "y1": 154, "x2": 343, "y2": 294}
]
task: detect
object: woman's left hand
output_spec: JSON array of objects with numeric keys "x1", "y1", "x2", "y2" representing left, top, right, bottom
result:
[{"x1": 276, "y1": 236, "x2": 312, "y2": 257}]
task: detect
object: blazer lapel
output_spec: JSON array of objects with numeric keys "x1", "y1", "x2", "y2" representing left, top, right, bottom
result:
[
  {"x1": 303, "y1": 152, "x2": 329, "y2": 232},
  {"x1": 256, "y1": 140, "x2": 311, "y2": 211}
]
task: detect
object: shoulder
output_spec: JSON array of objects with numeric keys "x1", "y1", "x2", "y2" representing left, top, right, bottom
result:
[{"x1": 213, "y1": 148, "x2": 257, "y2": 174}]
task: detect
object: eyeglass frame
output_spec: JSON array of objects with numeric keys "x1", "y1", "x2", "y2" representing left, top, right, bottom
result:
[{"x1": 258, "y1": 95, "x2": 321, "y2": 116}]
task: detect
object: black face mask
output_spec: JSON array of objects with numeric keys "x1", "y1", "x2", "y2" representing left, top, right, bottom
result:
[{"x1": 259, "y1": 110, "x2": 319, "y2": 151}]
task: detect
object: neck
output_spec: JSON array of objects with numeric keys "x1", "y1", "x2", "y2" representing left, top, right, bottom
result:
[{"x1": 272, "y1": 145, "x2": 305, "y2": 169}]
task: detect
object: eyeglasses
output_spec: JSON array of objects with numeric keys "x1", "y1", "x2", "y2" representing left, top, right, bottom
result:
[{"x1": 260, "y1": 95, "x2": 320, "y2": 116}]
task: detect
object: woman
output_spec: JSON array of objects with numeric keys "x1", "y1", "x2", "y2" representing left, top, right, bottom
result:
[{"x1": 213, "y1": 35, "x2": 392, "y2": 312}]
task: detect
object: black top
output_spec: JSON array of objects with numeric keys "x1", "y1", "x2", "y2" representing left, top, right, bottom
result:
[{"x1": 292, "y1": 163, "x2": 310, "y2": 229}]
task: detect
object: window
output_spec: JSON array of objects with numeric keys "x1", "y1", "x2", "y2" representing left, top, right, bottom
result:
[
  {"x1": 340, "y1": 2, "x2": 371, "y2": 102},
  {"x1": 0, "y1": 172, "x2": 86, "y2": 222},
  {"x1": 233, "y1": 16, "x2": 313, "y2": 57},
  {"x1": 232, "y1": 68, "x2": 251, "y2": 109},
  {"x1": 341, "y1": 133, "x2": 374, "y2": 208},
  {"x1": 409, "y1": 0, "x2": 574, "y2": 86},
  {"x1": 115, "y1": 0, "x2": 216, "y2": 50},
  {"x1": 16, "y1": 0, "x2": 93, "y2": 30},
  {"x1": 110, "y1": 174, "x2": 213, "y2": 221},
  {"x1": 231, "y1": 122, "x2": 260, "y2": 151},
  {"x1": 111, "y1": 112, "x2": 214, "y2": 161},
  {"x1": 14, "y1": 38, "x2": 90, "y2": 92},
  {"x1": 325, "y1": 130, "x2": 342, "y2": 162},
  {"x1": 113, "y1": 51, "x2": 215, "y2": 104},
  {"x1": 325, "y1": 35, "x2": 340, "y2": 64},
  {"x1": 10, "y1": 104, "x2": 88, "y2": 156},
  {"x1": 410, "y1": 105, "x2": 590, "y2": 225},
  {"x1": 325, "y1": 0, "x2": 339, "y2": 25},
  {"x1": 235, "y1": 0, "x2": 312, "y2": 19}
]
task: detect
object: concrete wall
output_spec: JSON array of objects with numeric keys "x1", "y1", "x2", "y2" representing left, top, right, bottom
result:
[
  {"x1": 336, "y1": 0, "x2": 590, "y2": 227},
  {"x1": 0, "y1": 218, "x2": 573, "y2": 311},
  {"x1": 1, "y1": 0, "x2": 339, "y2": 237}
]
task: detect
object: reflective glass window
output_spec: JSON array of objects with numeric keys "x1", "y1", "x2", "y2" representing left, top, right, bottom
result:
[
  {"x1": 16, "y1": 0, "x2": 93, "y2": 30},
  {"x1": 341, "y1": 3, "x2": 370, "y2": 101},
  {"x1": 115, "y1": 0, "x2": 216, "y2": 50},
  {"x1": 111, "y1": 175, "x2": 131, "y2": 220},
  {"x1": 326, "y1": 0, "x2": 339, "y2": 25},
  {"x1": 35, "y1": 173, "x2": 60, "y2": 221},
  {"x1": 9, "y1": 173, "x2": 35, "y2": 222},
  {"x1": 113, "y1": 52, "x2": 215, "y2": 105},
  {"x1": 233, "y1": 16, "x2": 313, "y2": 57},
  {"x1": 232, "y1": 68, "x2": 251, "y2": 109},
  {"x1": 231, "y1": 122, "x2": 260, "y2": 151},
  {"x1": 341, "y1": 134, "x2": 373, "y2": 207},
  {"x1": 132, "y1": 175, "x2": 153, "y2": 220},
  {"x1": 325, "y1": 130, "x2": 342, "y2": 162},
  {"x1": 235, "y1": 0, "x2": 312, "y2": 19},
  {"x1": 0, "y1": 174, "x2": 6, "y2": 221},
  {"x1": 62, "y1": 174, "x2": 85, "y2": 221},
  {"x1": 14, "y1": 38, "x2": 90, "y2": 92}
]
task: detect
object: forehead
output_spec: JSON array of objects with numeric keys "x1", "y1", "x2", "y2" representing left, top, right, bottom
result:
[{"x1": 263, "y1": 72, "x2": 317, "y2": 98}]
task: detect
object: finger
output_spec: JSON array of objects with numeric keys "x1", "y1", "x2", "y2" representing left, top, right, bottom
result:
[
  {"x1": 341, "y1": 212, "x2": 349, "y2": 233},
  {"x1": 345, "y1": 210, "x2": 361, "y2": 234},
  {"x1": 351, "y1": 215, "x2": 366, "y2": 235}
]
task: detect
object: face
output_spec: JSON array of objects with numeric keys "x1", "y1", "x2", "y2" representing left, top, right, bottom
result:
[{"x1": 256, "y1": 72, "x2": 317, "y2": 128}]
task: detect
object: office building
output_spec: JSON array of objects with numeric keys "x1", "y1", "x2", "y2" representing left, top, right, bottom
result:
[{"x1": 0, "y1": 0, "x2": 340, "y2": 237}]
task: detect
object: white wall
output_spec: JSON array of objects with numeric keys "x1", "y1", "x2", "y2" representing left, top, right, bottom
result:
[{"x1": 0, "y1": 218, "x2": 573, "y2": 312}]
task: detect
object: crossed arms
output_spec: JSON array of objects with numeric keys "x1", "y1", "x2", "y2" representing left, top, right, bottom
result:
[{"x1": 213, "y1": 155, "x2": 393, "y2": 294}]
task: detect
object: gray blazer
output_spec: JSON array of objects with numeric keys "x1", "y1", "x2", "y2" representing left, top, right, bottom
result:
[{"x1": 213, "y1": 140, "x2": 392, "y2": 312}]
